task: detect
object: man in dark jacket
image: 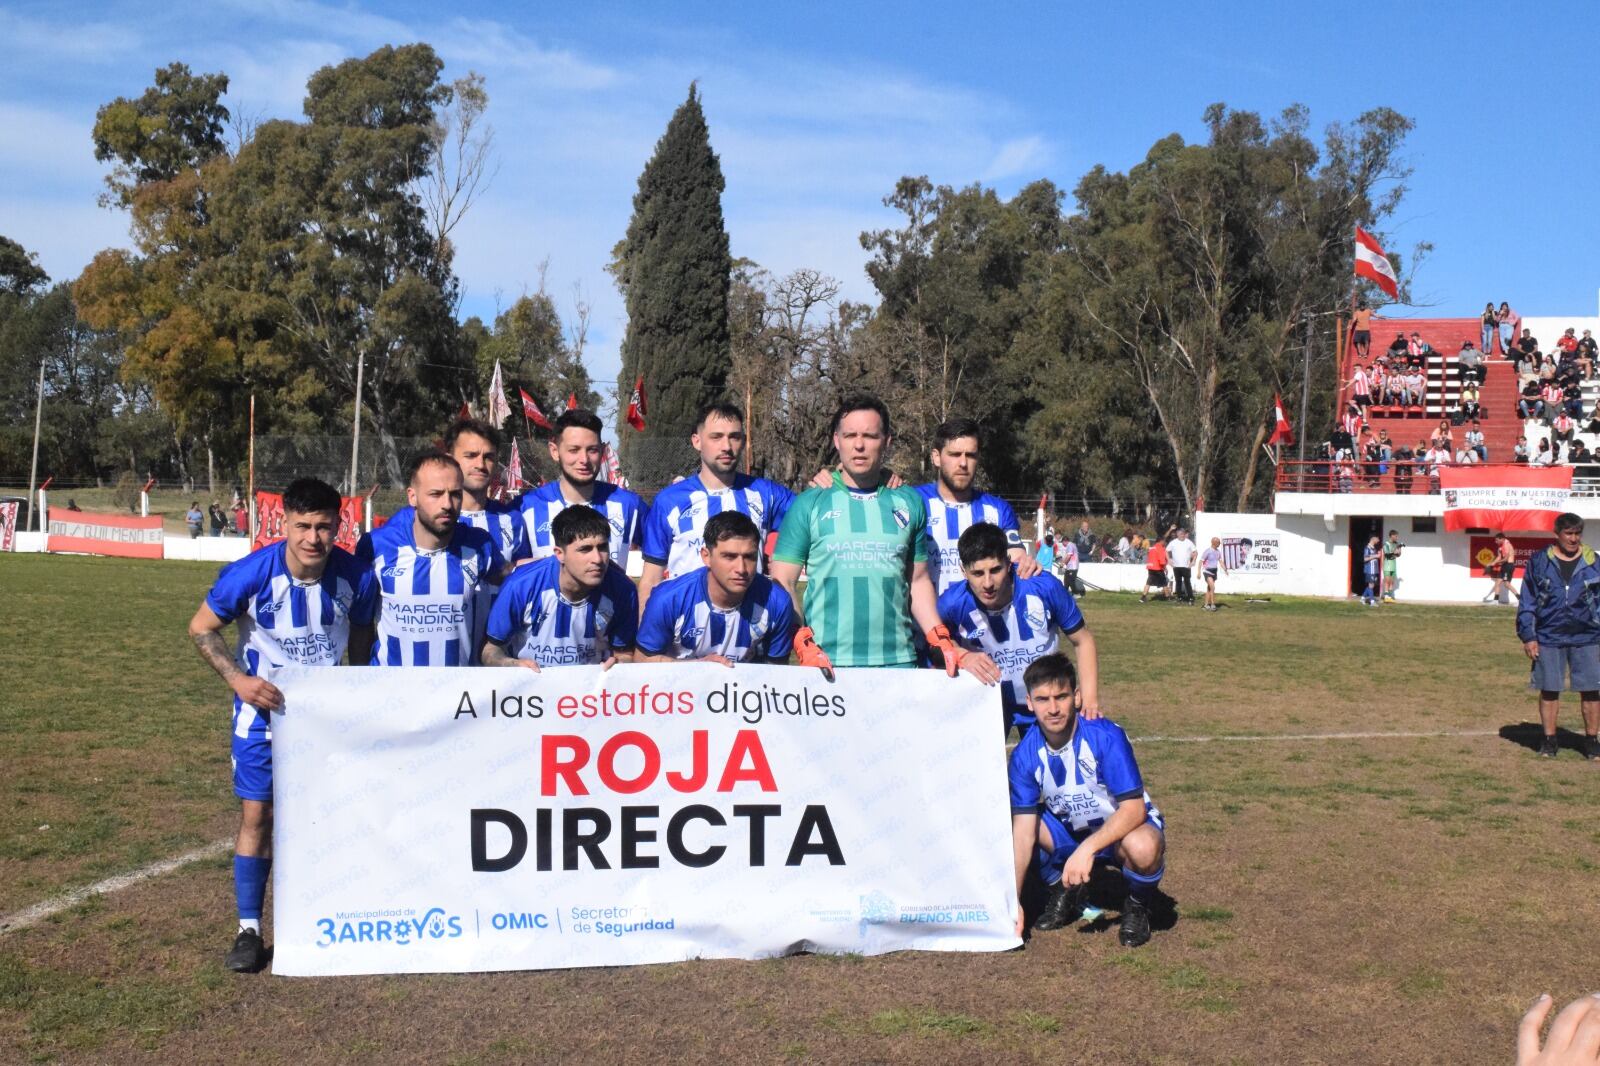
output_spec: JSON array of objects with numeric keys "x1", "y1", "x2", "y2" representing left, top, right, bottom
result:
[{"x1": 1516, "y1": 512, "x2": 1600, "y2": 759}]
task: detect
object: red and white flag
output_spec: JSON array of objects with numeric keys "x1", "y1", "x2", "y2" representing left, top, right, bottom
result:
[
  {"x1": 625, "y1": 374, "x2": 647, "y2": 432},
  {"x1": 1267, "y1": 393, "x2": 1294, "y2": 446},
  {"x1": 486, "y1": 360, "x2": 512, "y2": 428},
  {"x1": 504, "y1": 437, "x2": 527, "y2": 493},
  {"x1": 456, "y1": 400, "x2": 474, "y2": 421},
  {"x1": 1353, "y1": 226, "x2": 1399, "y2": 299},
  {"x1": 599, "y1": 445, "x2": 627, "y2": 487},
  {"x1": 519, "y1": 388, "x2": 552, "y2": 431},
  {"x1": 566, "y1": 392, "x2": 578, "y2": 411}
]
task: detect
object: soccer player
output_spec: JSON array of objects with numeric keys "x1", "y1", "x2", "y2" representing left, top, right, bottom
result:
[
  {"x1": 637, "y1": 511, "x2": 797, "y2": 665},
  {"x1": 1009, "y1": 653, "x2": 1166, "y2": 947},
  {"x1": 187, "y1": 478, "x2": 377, "y2": 972},
  {"x1": 1383, "y1": 529, "x2": 1404, "y2": 603},
  {"x1": 518, "y1": 408, "x2": 645, "y2": 569},
  {"x1": 938, "y1": 522, "x2": 1101, "y2": 736},
  {"x1": 769, "y1": 393, "x2": 964, "y2": 674},
  {"x1": 1516, "y1": 512, "x2": 1600, "y2": 760},
  {"x1": 1361, "y1": 535, "x2": 1381, "y2": 606},
  {"x1": 388, "y1": 418, "x2": 531, "y2": 650},
  {"x1": 637, "y1": 401, "x2": 794, "y2": 612},
  {"x1": 483, "y1": 506, "x2": 638, "y2": 669},
  {"x1": 352, "y1": 452, "x2": 495, "y2": 666},
  {"x1": 914, "y1": 418, "x2": 1038, "y2": 595},
  {"x1": 1199, "y1": 536, "x2": 1226, "y2": 611}
]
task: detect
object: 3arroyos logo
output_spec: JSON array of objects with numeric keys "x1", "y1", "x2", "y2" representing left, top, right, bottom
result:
[{"x1": 315, "y1": 907, "x2": 465, "y2": 948}]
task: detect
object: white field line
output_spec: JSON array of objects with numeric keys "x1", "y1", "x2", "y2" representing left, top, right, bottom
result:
[
  {"x1": 0, "y1": 838, "x2": 231, "y2": 935},
  {"x1": 0, "y1": 728, "x2": 1508, "y2": 936}
]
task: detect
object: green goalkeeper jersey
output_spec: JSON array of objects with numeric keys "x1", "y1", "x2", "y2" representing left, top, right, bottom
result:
[{"x1": 772, "y1": 476, "x2": 927, "y2": 667}]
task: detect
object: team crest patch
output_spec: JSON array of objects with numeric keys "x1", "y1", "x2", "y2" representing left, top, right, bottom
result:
[
  {"x1": 1025, "y1": 604, "x2": 1047, "y2": 632},
  {"x1": 891, "y1": 508, "x2": 910, "y2": 529}
]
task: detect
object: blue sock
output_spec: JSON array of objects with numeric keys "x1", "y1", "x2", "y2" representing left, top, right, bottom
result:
[
  {"x1": 234, "y1": 855, "x2": 271, "y2": 924},
  {"x1": 1122, "y1": 863, "x2": 1163, "y2": 905}
]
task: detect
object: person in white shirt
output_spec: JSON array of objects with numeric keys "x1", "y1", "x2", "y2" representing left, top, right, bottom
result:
[
  {"x1": 1454, "y1": 446, "x2": 1479, "y2": 465},
  {"x1": 1166, "y1": 529, "x2": 1198, "y2": 605}
]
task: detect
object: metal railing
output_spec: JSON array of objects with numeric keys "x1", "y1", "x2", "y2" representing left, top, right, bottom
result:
[{"x1": 1275, "y1": 459, "x2": 1600, "y2": 496}]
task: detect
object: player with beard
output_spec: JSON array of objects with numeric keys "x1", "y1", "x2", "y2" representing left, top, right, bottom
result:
[
  {"x1": 916, "y1": 417, "x2": 1040, "y2": 596},
  {"x1": 387, "y1": 418, "x2": 530, "y2": 652},
  {"x1": 518, "y1": 409, "x2": 645, "y2": 569},
  {"x1": 352, "y1": 452, "x2": 495, "y2": 666},
  {"x1": 188, "y1": 478, "x2": 377, "y2": 972},
  {"x1": 636, "y1": 511, "x2": 798, "y2": 665},
  {"x1": 637, "y1": 401, "x2": 795, "y2": 614}
]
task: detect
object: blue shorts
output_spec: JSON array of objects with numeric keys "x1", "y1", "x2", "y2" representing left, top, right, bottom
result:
[
  {"x1": 1529, "y1": 643, "x2": 1600, "y2": 693},
  {"x1": 231, "y1": 730, "x2": 273, "y2": 802},
  {"x1": 1036, "y1": 807, "x2": 1165, "y2": 886}
]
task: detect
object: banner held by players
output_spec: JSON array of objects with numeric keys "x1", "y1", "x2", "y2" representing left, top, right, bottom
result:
[{"x1": 270, "y1": 663, "x2": 1019, "y2": 975}]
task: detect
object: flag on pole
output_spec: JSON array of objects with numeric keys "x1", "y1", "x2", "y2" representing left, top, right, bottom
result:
[
  {"x1": 1267, "y1": 392, "x2": 1295, "y2": 446},
  {"x1": 519, "y1": 388, "x2": 552, "y2": 431},
  {"x1": 567, "y1": 393, "x2": 578, "y2": 411},
  {"x1": 1353, "y1": 226, "x2": 1399, "y2": 298},
  {"x1": 456, "y1": 400, "x2": 473, "y2": 421},
  {"x1": 625, "y1": 374, "x2": 647, "y2": 432},
  {"x1": 600, "y1": 445, "x2": 626, "y2": 487},
  {"x1": 505, "y1": 437, "x2": 527, "y2": 493},
  {"x1": 486, "y1": 360, "x2": 512, "y2": 428}
]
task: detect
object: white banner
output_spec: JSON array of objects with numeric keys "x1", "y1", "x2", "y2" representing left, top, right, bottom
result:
[
  {"x1": 1221, "y1": 534, "x2": 1279, "y2": 573},
  {"x1": 270, "y1": 663, "x2": 1020, "y2": 975}
]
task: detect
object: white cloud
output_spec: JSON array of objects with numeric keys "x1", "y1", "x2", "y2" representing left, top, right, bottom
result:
[
  {"x1": 432, "y1": 17, "x2": 619, "y2": 91},
  {"x1": 981, "y1": 135, "x2": 1049, "y2": 181},
  {"x1": 0, "y1": 102, "x2": 103, "y2": 182},
  {"x1": 0, "y1": 9, "x2": 142, "y2": 62}
]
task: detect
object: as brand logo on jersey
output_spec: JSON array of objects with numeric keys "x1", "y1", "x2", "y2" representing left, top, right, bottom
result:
[
  {"x1": 819, "y1": 509, "x2": 843, "y2": 523},
  {"x1": 380, "y1": 565, "x2": 402, "y2": 580},
  {"x1": 256, "y1": 598, "x2": 280, "y2": 617},
  {"x1": 678, "y1": 624, "x2": 704, "y2": 646}
]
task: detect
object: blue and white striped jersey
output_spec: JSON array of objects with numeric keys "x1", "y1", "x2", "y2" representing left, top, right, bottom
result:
[
  {"x1": 389, "y1": 500, "x2": 531, "y2": 654},
  {"x1": 356, "y1": 518, "x2": 495, "y2": 666},
  {"x1": 937, "y1": 569, "x2": 1084, "y2": 728},
  {"x1": 485, "y1": 555, "x2": 639, "y2": 667},
  {"x1": 636, "y1": 569, "x2": 797, "y2": 662},
  {"x1": 913, "y1": 484, "x2": 1023, "y2": 594},
  {"x1": 517, "y1": 481, "x2": 645, "y2": 568},
  {"x1": 1009, "y1": 718, "x2": 1162, "y2": 839},
  {"x1": 639, "y1": 473, "x2": 795, "y2": 578},
  {"x1": 204, "y1": 541, "x2": 376, "y2": 740}
]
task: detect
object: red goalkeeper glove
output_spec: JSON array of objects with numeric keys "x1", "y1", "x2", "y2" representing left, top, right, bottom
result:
[
  {"x1": 925, "y1": 624, "x2": 965, "y2": 677},
  {"x1": 793, "y1": 626, "x2": 834, "y2": 679}
]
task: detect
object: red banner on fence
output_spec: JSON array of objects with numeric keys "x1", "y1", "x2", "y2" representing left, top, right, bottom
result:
[
  {"x1": 1439, "y1": 466, "x2": 1573, "y2": 532},
  {"x1": 1468, "y1": 535, "x2": 1554, "y2": 578},
  {"x1": 0, "y1": 499, "x2": 19, "y2": 551},
  {"x1": 46, "y1": 508, "x2": 164, "y2": 559},
  {"x1": 254, "y1": 492, "x2": 363, "y2": 552}
]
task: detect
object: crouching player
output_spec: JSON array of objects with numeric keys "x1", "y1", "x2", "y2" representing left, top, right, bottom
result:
[
  {"x1": 1010, "y1": 654, "x2": 1165, "y2": 947},
  {"x1": 938, "y1": 522, "x2": 1101, "y2": 736},
  {"x1": 483, "y1": 506, "x2": 637, "y2": 669},
  {"x1": 187, "y1": 478, "x2": 376, "y2": 972},
  {"x1": 636, "y1": 512, "x2": 798, "y2": 665}
]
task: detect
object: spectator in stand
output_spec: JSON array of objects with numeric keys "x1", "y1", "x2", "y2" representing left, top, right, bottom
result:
[
  {"x1": 1130, "y1": 530, "x2": 1149, "y2": 563},
  {"x1": 1386, "y1": 332, "x2": 1409, "y2": 364},
  {"x1": 1339, "y1": 402, "x2": 1362, "y2": 441},
  {"x1": 1480, "y1": 303, "x2": 1498, "y2": 355},
  {"x1": 1465, "y1": 420, "x2": 1487, "y2": 461},
  {"x1": 1367, "y1": 361, "x2": 1387, "y2": 407},
  {"x1": 1577, "y1": 329, "x2": 1598, "y2": 377},
  {"x1": 186, "y1": 501, "x2": 204, "y2": 538},
  {"x1": 1430, "y1": 419, "x2": 1455, "y2": 452},
  {"x1": 1330, "y1": 423, "x2": 1355, "y2": 461},
  {"x1": 1116, "y1": 528, "x2": 1132, "y2": 561},
  {"x1": 1542, "y1": 380, "x2": 1564, "y2": 424},
  {"x1": 1570, "y1": 440, "x2": 1592, "y2": 466},
  {"x1": 1457, "y1": 381, "x2": 1481, "y2": 422},
  {"x1": 1533, "y1": 438, "x2": 1554, "y2": 466},
  {"x1": 1557, "y1": 327, "x2": 1579, "y2": 361},
  {"x1": 1424, "y1": 440, "x2": 1451, "y2": 492},
  {"x1": 1139, "y1": 535, "x2": 1169, "y2": 603},
  {"x1": 1167, "y1": 528, "x2": 1197, "y2": 605},
  {"x1": 1362, "y1": 432, "x2": 1383, "y2": 488},
  {"x1": 1520, "y1": 378, "x2": 1544, "y2": 420},
  {"x1": 1496, "y1": 301, "x2": 1518, "y2": 354},
  {"x1": 1351, "y1": 300, "x2": 1373, "y2": 358},
  {"x1": 1404, "y1": 366, "x2": 1425, "y2": 409},
  {"x1": 231, "y1": 502, "x2": 247, "y2": 536},
  {"x1": 1486, "y1": 531, "x2": 1516, "y2": 605},
  {"x1": 1392, "y1": 441, "x2": 1415, "y2": 493},
  {"x1": 1564, "y1": 382, "x2": 1585, "y2": 421},
  {"x1": 1514, "y1": 438, "x2": 1529, "y2": 463},
  {"x1": 1360, "y1": 535, "x2": 1382, "y2": 606},
  {"x1": 1516, "y1": 328, "x2": 1541, "y2": 374},
  {"x1": 1516, "y1": 512, "x2": 1600, "y2": 760},
  {"x1": 1347, "y1": 362, "x2": 1373, "y2": 413},
  {"x1": 1453, "y1": 443, "x2": 1480, "y2": 465},
  {"x1": 1553, "y1": 411, "x2": 1577, "y2": 448},
  {"x1": 1074, "y1": 520, "x2": 1095, "y2": 558},
  {"x1": 1458, "y1": 341, "x2": 1486, "y2": 385},
  {"x1": 1407, "y1": 331, "x2": 1425, "y2": 362},
  {"x1": 1336, "y1": 454, "x2": 1357, "y2": 493}
]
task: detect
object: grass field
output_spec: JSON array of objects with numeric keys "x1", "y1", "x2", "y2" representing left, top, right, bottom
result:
[{"x1": 2, "y1": 551, "x2": 1598, "y2": 1064}]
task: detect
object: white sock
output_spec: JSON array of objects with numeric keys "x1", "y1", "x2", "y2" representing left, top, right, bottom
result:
[{"x1": 239, "y1": 918, "x2": 261, "y2": 934}]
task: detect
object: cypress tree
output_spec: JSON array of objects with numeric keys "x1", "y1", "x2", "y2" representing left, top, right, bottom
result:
[{"x1": 615, "y1": 85, "x2": 731, "y2": 485}]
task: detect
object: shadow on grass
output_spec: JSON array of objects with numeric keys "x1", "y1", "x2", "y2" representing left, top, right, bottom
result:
[
  {"x1": 1499, "y1": 722, "x2": 1591, "y2": 754},
  {"x1": 1018, "y1": 861, "x2": 1178, "y2": 943}
]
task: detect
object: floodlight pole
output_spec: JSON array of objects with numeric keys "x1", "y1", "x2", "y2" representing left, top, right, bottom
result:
[{"x1": 26, "y1": 359, "x2": 43, "y2": 531}]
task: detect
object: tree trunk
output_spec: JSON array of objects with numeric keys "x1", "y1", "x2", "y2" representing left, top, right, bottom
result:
[
  {"x1": 1236, "y1": 421, "x2": 1270, "y2": 511},
  {"x1": 206, "y1": 435, "x2": 216, "y2": 496}
]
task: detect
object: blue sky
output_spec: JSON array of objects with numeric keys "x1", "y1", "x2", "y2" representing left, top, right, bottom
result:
[{"x1": 3, "y1": 0, "x2": 1597, "y2": 410}]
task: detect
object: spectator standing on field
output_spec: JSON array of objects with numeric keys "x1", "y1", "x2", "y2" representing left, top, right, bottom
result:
[
  {"x1": 209, "y1": 502, "x2": 227, "y2": 537},
  {"x1": 1199, "y1": 537, "x2": 1225, "y2": 611},
  {"x1": 1167, "y1": 528, "x2": 1197, "y2": 605},
  {"x1": 1140, "y1": 537, "x2": 1170, "y2": 603},
  {"x1": 1361, "y1": 536, "x2": 1382, "y2": 606},
  {"x1": 186, "y1": 502, "x2": 204, "y2": 538},
  {"x1": 1516, "y1": 512, "x2": 1600, "y2": 760},
  {"x1": 1487, "y1": 531, "x2": 1516, "y2": 605},
  {"x1": 1059, "y1": 536, "x2": 1081, "y2": 595},
  {"x1": 1035, "y1": 534, "x2": 1056, "y2": 573}
]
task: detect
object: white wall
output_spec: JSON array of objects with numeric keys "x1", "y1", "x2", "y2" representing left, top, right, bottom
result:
[
  {"x1": 1520, "y1": 315, "x2": 1600, "y2": 350},
  {"x1": 161, "y1": 536, "x2": 252, "y2": 563}
]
